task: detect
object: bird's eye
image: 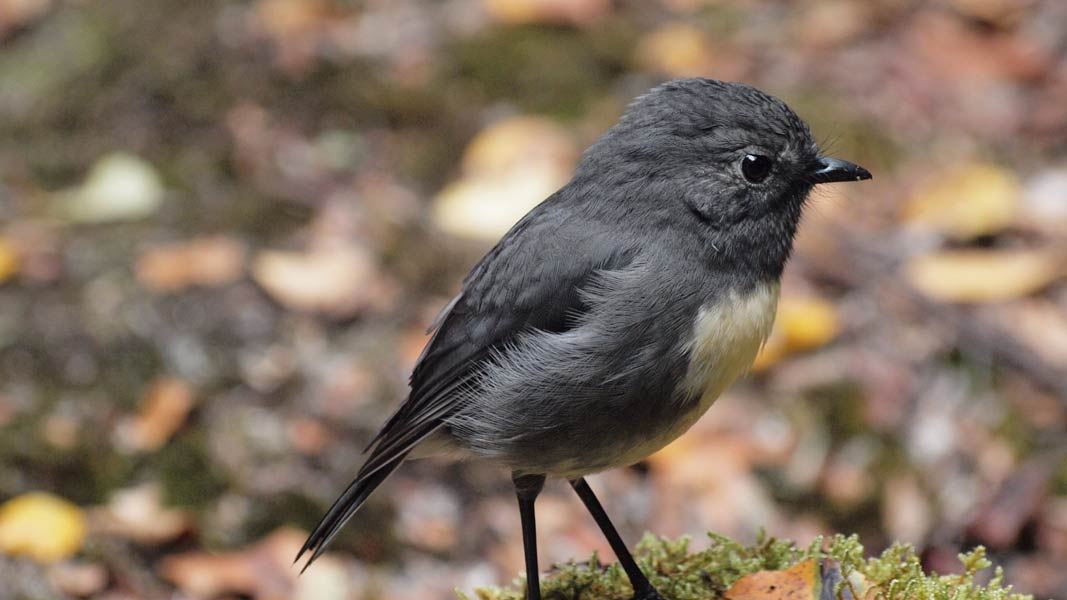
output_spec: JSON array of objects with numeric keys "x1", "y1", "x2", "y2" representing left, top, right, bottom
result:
[{"x1": 741, "y1": 154, "x2": 773, "y2": 183}]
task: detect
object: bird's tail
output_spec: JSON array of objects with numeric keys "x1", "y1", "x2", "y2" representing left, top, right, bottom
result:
[{"x1": 295, "y1": 451, "x2": 408, "y2": 572}]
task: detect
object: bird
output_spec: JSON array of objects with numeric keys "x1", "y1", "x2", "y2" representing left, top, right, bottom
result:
[{"x1": 295, "y1": 77, "x2": 872, "y2": 600}]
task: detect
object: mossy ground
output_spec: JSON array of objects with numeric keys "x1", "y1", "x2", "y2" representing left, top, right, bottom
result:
[{"x1": 465, "y1": 533, "x2": 1031, "y2": 600}]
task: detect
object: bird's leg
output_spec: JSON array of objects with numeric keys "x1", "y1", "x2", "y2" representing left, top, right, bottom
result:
[
  {"x1": 569, "y1": 477, "x2": 666, "y2": 600},
  {"x1": 513, "y1": 472, "x2": 547, "y2": 600}
]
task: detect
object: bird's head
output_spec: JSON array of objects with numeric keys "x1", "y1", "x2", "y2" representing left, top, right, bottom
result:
[{"x1": 575, "y1": 78, "x2": 870, "y2": 275}]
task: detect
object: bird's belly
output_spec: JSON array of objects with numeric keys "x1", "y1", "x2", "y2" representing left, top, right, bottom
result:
[
  {"x1": 680, "y1": 281, "x2": 780, "y2": 407},
  {"x1": 560, "y1": 282, "x2": 781, "y2": 476},
  {"x1": 438, "y1": 282, "x2": 781, "y2": 478}
]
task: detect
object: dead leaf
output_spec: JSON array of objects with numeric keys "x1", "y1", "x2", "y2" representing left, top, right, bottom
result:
[
  {"x1": 90, "y1": 483, "x2": 192, "y2": 545},
  {"x1": 0, "y1": 237, "x2": 18, "y2": 284},
  {"x1": 48, "y1": 561, "x2": 108, "y2": 597},
  {"x1": 908, "y1": 12, "x2": 1049, "y2": 83},
  {"x1": 724, "y1": 558, "x2": 820, "y2": 599},
  {"x1": 135, "y1": 236, "x2": 246, "y2": 293},
  {"x1": 115, "y1": 377, "x2": 195, "y2": 452},
  {"x1": 904, "y1": 163, "x2": 1021, "y2": 240},
  {"x1": 160, "y1": 527, "x2": 349, "y2": 600},
  {"x1": 904, "y1": 248, "x2": 1063, "y2": 303},
  {"x1": 987, "y1": 300, "x2": 1067, "y2": 367},
  {"x1": 433, "y1": 116, "x2": 576, "y2": 241},
  {"x1": 287, "y1": 417, "x2": 331, "y2": 455},
  {"x1": 0, "y1": 0, "x2": 52, "y2": 38},
  {"x1": 483, "y1": 0, "x2": 610, "y2": 26},
  {"x1": 252, "y1": 0, "x2": 337, "y2": 73},
  {"x1": 0, "y1": 492, "x2": 87, "y2": 563},
  {"x1": 460, "y1": 116, "x2": 576, "y2": 177},
  {"x1": 42, "y1": 413, "x2": 79, "y2": 449},
  {"x1": 252, "y1": 245, "x2": 389, "y2": 317},
  {"x1": 790, "y1": 0, "x2": 871, "y2": 48},
  {"x1": 55, "y1": 152, "x2": 164, "y2": 223},
  {"x1": 255, "y1": 0, "x2": 330, "y2": 39},
  {"x1": 635, "y1": 23, "x2": 714, "y2": 78},
  {"x1": 754, "y1": 296, "x2": 841, "y2": 370},
  {"x1": 882, "y1": 473, "x2": 932, "y2": 545}
]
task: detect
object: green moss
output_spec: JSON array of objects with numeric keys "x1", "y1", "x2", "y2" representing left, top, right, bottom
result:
[
  {"x1": 243, "y1": 491, "x2": 325, "y2": 544},
  {"x1": 466, "y1": 533, "x2": 1031, "y2": 600},
  {"x1": 443, "y1": 24, "x2": 630, "y2": 118},
  {"x1": 152, "y1": 431, "x2": 228, "y2": 509}
]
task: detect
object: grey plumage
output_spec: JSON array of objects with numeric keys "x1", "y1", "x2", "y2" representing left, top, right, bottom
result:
[{"x1": 297, "y1": 78, "x2": 871, "y2": 582}]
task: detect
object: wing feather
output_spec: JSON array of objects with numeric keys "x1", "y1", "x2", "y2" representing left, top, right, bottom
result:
[{"x1": 298, "y1": 194, "x2": 637, "y2": 569}]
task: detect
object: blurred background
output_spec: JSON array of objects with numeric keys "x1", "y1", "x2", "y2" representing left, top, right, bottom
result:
[{"x1": 1, "y1": 0, "x2": 1066, "y2": 598}]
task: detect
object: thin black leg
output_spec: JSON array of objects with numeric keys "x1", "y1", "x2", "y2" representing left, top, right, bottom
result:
[
  {"x1": 570, "y1": 477, "x2": 664, "y2": 600},
  {"x1": 513, "y1": 472, "x2": 547, "y2": 600}
]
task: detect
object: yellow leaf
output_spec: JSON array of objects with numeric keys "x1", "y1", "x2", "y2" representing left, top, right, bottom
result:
[
  {"x1": 636, "y1": 23, "x2": 712, "y2": 78},
  {"x1": 905, "y1": 249, "x2": 1063, "y2": 303},
  {"x1": 0, "y1": 238, "x2": 17, "y2": 284},
  {"x1": 904, "y1": 163, "x2": 1020, "y2": 239},
  {"x1": 778, "y1": 297, "x2": 840, "y2": 351},
  {"x1": 433, "y1": 116, "x2": 576, "y2": 241},
  {"x1": 460, "y1": 116, "x2": 576, "y2": 177},
  {"x1": 433, "y1": 169, "x2": 565, "y2": 241},
  {"x1": 753, "y1": 296, "x2": 840, "y2": 370},
  {"x1": 0, "y1": 492, "x2": 87, "y2": 563},
  {"x1": 751, "y1": 335, "x2": 788, "y2": 372}
]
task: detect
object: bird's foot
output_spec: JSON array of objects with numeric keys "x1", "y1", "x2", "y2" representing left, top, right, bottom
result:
[{"x1": 631, "y1": 586, "x2": 667, "y2": 600}]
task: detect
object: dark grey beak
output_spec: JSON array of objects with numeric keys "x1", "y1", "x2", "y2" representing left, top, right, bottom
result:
[{"x1": 809, "y1": 156, "x2": 872, "y2": 184}]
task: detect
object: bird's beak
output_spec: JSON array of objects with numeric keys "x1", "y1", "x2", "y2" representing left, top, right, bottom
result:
[{"x1": 809, "y1": 156, "x2": 872, "y2": 184}]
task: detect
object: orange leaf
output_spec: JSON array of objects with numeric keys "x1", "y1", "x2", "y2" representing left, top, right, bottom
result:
[{"x1": 725, "y1": 558, "x2": 820, "y2": 600}]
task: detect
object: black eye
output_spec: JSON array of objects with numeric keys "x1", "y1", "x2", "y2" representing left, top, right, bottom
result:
[{"x1": 741, "y1": 154, "x2": 773, "y2": 183}]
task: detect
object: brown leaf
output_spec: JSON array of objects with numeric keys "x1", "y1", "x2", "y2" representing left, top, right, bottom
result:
[
  {"x1": 987, "y1": 300, "x2": 1067, "y2": 368},
  {"x1": 725, "y1": 558, "x2": 820, "y2": 600},
  {"x1": 160, "y1": 527, "x2": 349, "y2": 599},
  {"x1": 135, "y1": 236, "x2": 246, "y2": 293},
  {"x1": 904, "y1": 248, "x2": 1063, "y2": 303},
  {"x1": 483, "y1": 0, "x2": 610, "y2": 26},
  {"x1": 908, "y1": 12, "x2": 1050, "y2": 83},
  {"x1": 115, "y1": 377, "x2": 195, "y2": 452},
  {"x1": 47, "y1": 562, "x2": 108, "y2": 597},
  {"x1": 790, "y1": 0, "x2": 872, "y2": 48},
  {"x1": 0, "y1": 0, "x2": 52, "y2": 38},
  {"x1": 635, "y1": 24, "x2": 715, "y2": 78}
]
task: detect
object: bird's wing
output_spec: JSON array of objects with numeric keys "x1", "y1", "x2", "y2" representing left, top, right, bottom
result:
[
  {"x1": 370, "y1": 197, "x2": 638, "y2": 460},
  {"x1": 297, "y1": 195, "x2": 637, "y2": 568}
]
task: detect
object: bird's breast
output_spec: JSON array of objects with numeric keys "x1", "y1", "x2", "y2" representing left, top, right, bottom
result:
[
  {"x1": 679, "y1": 281, "x2": 780, "y2": 410},
  {"x1": 596, "y1": 281, "x2": 780, "y2": 473}
]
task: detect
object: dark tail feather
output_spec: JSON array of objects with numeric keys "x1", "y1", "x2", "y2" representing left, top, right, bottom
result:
[{"x1": 295, "y1": 452, "x2": 408, "y2": 572}]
